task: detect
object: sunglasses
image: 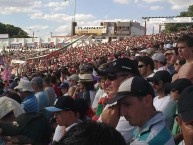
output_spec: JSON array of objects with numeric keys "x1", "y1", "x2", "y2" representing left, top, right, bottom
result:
[{"x1": 138, "y1": 64, "x2": 146, "y2": 68}]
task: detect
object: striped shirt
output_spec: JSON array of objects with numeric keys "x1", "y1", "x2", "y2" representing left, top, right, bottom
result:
[
  {"x1": 130, "y1": 112, "x2": 175, "y2": 145},
  {"x1": 21, "y1": 94, "x2": 39, "y2": 112}
]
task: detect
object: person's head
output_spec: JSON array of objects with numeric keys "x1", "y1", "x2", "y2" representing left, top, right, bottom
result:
[
  {"x1": 137, "y1": 56, "x2": 154, "y2": 78},
  {"x1": 43, "y1": 77, "x2": 52, "y2": 88},
  {"x1": 176, "y1": 86, "x2": 193, "y2": 145},
  {"x1": 107, "y1": 76, "x2": 155, "y2": 128},
  {"x1": 59, "y1": 82, "x2": 69, "y2": 95},
  {"x1": 57, "y1": 120, "x2": 126, "y2": 145},
  {"x1": 45, "y1": 96, "x2": 78, "y2": 127},
  {"x1": 164, "y1": 49, "x2": 176, "y2": 64},
  {"x1": 151, "y1": 53, "x2": 167, "y2": 69},
  {"x1": 147, "y1": 70, "x2": 171, "y2": 94},
  {"x1": 0, "y1": 97, "x2": 25, "y2": 122},
  {"x1": 77, "y1": 74, "x2": 94, "y2": 91},
  {"x1": 177, "y1": 34, "x2": 193, "y2": 59},
  {"x1": 97, "y1": 76, "x2": 107, "y2": 90},
  {"x1": 104, "y1": 58, "x2": 140, "y2": 97},
  {"x1": 174, "y1": 57, "x2": 186, "y2": 73},
  {"x1": 14, "y1": 79, "x2": 34, "y2": 99},
  {"x1": 69, "y1": 74, "x2": 79, "y2": 87},
  {"x1": 0, "y1": 112, "x2": 52, "y2": 145},
  {"x1": 31, "y1": 77, "x2": 44, "y2": 91},
  {"x1": 166, "y1": 78, "x2": 192, "y2": 101}
]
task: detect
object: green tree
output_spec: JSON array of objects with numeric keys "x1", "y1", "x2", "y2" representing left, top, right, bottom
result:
[
  {"x1": 163, "y1": 5, "x2": 193, "y2": 33},
  {"x1": 0, "y1": 22, "x2": 29, "y2": 38}
]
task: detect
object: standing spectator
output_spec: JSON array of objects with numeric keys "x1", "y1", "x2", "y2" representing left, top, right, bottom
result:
[
  {"x1": 43, "y1": 77, "x2": 56, "y2": 106},
  {"x1": 31, "y1": 77, "x2": 49, "y2": 112},
  {"x1": 74, "y1": 74, "x2": 95, "y2": 107},
  {"x1": 59, "y1": 82, "x2": 69, "y2": 96},
  {"x1": 147, "y1": 70, "x2": 176, "y2": 129},
  {"x1": 177, "y1": 86, "x2": 193, "y2": 145},
  {"x1": 99, "y1": 58, "x2": 139, "y2": 144},
  {"x1": 68, "y1": 74, "x2": 79, "y2": 97},
  {"x1": 45, "y1": 96, "x2": 80, "y2": 144},
  {"x1": 14, "y1": 79, "x2": 39, "y2": 112},
  {"x1": 50, "y1": 75, "x2": 62, "y2": 98},
  {"x1": 137, "y1": 56, "x2": 154, "y2": 79},
  {"x1": 151, "y1": 52, "x2": 171, "y2": 73},
  {"x1": 173, "y1": 34, "x2": 193, "y2": 83},
  {"x1": 106, "y1": 76, "x2": 175, "y2": 145},
  {"x1": 172, "y1": 57, "x2": 186, "y2": 80},
  {"x1": 166, "y1": 78, "x2": 192, "y2": 144}
]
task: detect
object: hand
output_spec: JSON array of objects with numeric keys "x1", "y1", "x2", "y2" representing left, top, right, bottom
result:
[{"x1": 101, "y1": 104, "x2": 120, "y2": 128}]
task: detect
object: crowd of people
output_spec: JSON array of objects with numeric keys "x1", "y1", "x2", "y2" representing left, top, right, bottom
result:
[{"x1": 0, "y1": 29, "x2": 193, "y2": 145}]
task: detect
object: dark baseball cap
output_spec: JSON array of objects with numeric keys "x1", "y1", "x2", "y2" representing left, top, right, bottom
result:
[
  {"x1": 107, "y1": 76, "x2": 155, "y2": 104},
  {"x1": 166, "y1": 78, "x2": 192, "y2": 93},
  {"x1": 147, "y1": 70, "x2": 172, "y2": 84},
  {"x1": 45, "y1": 96, "x2": 77, "y2": 112},
  {"x1": 105, "y1": 58, "x2": 140, "y2": 76},
  {"x1": 59, "y1": 82, "x2": 69, "y2": 89},
  {"x1": 178, "y1": 86, "x2": 193, "y2": 122}
]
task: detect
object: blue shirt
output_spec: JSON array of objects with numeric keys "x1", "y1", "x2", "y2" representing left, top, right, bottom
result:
[
  {"x1": 22, "y1": 93, "x2": 39, "y2": 112},
  {"x1": 35, "y1": 91, "x2": 49, "y2": 111}
]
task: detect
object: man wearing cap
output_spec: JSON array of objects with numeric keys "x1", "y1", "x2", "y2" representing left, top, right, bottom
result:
[
  {"x1": 68, "y1": 74, "x2": 79, "y2": 97},
  {"x1": 151, "y1": 52, "x2": 171, "y2": 73},
  {"x1": 172, "y1": 34, "x2": 193, "y2": 83},
  {"x1": 147, "y1": 70, "x2": 176, "y2": 130},
  {"x1": 45, "y1": 96, "x2": 80, "y2": 144},
  {"x1": 176, "y1": 86, "x2": 193, "y2": 145},
  {"x1": 31, "y1": 77, "x2": 49, "y2": 112},
  {"x1": 99, "y1": 58, "x2": 140, "y2": 144},
  {"x1": 59, "y1": 82, "x2": 69, "y2": 96},
  {"x1": 107, "y1": 76, "x2": 175, "y2": 145},
  {"x1": 15, "y1": 79, "x2": 39, "y2": 112},
  {"x1": 166, "y1": 78, "x2": 192, "y2": 144}
]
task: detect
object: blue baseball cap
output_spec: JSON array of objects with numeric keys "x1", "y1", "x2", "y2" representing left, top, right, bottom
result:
[{"x1": 45, "y1": 96, "x2": 77, "y2": 112}]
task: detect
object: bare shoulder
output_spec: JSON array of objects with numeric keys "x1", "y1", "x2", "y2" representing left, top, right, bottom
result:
[{"x1": 178, "y1": 63, "x2": 193, "y2": 79}]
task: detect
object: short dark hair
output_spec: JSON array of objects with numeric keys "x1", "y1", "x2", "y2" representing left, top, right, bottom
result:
[
  {"x1": 177, "y1": 34, "x2": 193, "y2": 47},
  {"x1": 138, "y1": 56, "x2": 154, "y2": 71},
  {"x1": 57, "y1": 121, "x2": 126, "y2": 145}
]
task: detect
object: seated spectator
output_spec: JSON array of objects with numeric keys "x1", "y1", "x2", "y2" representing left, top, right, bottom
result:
[{"x1": 14, "y1": 79, "x2": 39, "y2": 112}]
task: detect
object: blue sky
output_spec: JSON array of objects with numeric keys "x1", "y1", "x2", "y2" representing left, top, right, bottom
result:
[{"x1": 0, "y1": 0, "x2": 193, "y2": 37}]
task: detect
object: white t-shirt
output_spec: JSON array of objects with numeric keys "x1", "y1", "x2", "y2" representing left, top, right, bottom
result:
[{"x1": 153, "y1": 95, "x2": 176, "y2": 130}]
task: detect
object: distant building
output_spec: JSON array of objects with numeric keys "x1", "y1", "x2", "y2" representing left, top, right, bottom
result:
[{"x1": 75, "y1": 21, "x2": 144, "y2": 36}]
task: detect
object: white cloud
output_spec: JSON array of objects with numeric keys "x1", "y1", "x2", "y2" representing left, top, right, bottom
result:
[
  {"x1": 0, "y1": 0, "x2": 42, "y2": 14},
  {"x1": 142, "y1": 0, "x2": 162, "y2": 3},
  {"x1": 150, "y1": 6, "x2": 163, "y2": 10},
  {"x1": 143, "y1": 0, "x2": 192, "y2": 10},
  {"x1": 113, "y1": 0, "x2": 130, "y2": 4},
  {"x1": 30, "y1": 12, "x2": 95, "y2": 22},
  {"x1": 46, "y1": 1, "x2": 69, "y2": 11}
]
